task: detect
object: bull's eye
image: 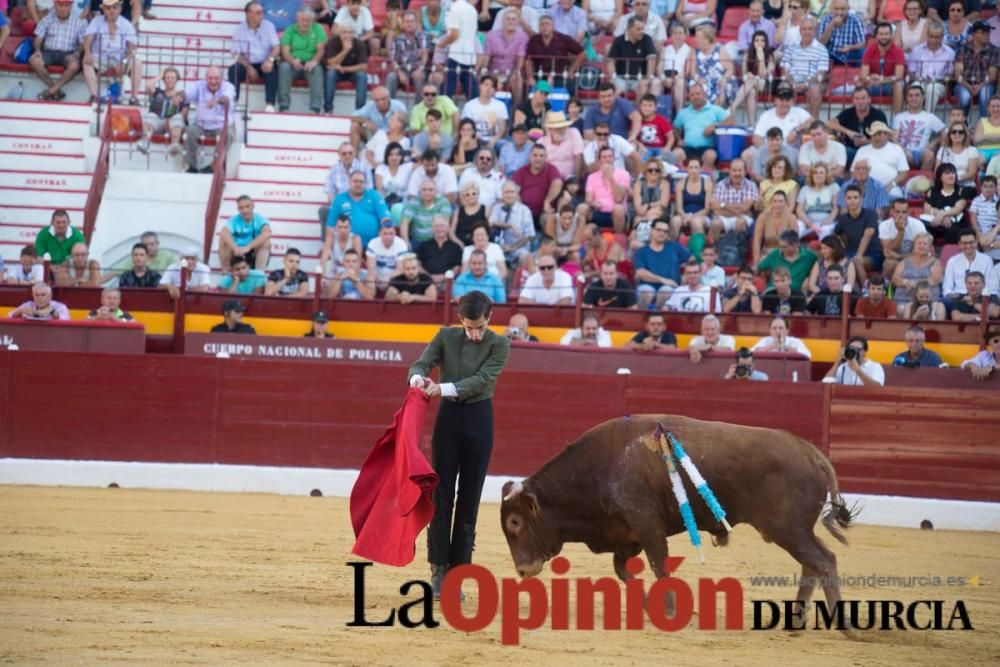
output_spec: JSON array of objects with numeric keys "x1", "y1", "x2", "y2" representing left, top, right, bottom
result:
[{"x1": 508, "y1": 516, "x2": 522, "y2": 532}]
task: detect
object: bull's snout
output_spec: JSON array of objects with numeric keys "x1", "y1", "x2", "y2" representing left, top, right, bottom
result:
[{"x1": 515, "y1": 560, "x2": 544, "y2": 578}]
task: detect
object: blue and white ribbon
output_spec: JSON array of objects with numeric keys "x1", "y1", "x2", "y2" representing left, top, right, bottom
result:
[
  {"x1": 667, "y1": 431, "x2": 733, "y2": 533},
  {"x1": 660, "y1": 446, "x2": 703, "y2": 562}
]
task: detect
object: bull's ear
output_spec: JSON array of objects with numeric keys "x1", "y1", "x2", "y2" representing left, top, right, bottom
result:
[
  {"x1": 502, "y1": 480, "x2": 515, "y2": 499},
  {"x1": 524, "y1": 492, "x2": 540, "y2": 516}
]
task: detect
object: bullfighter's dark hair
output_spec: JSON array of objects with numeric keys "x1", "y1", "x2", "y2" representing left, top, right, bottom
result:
[{"x1": 458, "y1": 291, "x2": 493, "y2": 320}]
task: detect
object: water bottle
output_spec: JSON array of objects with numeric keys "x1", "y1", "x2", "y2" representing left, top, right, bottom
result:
[{"x1": 5, "y1": 81, "x2": 24, "y2": 100}]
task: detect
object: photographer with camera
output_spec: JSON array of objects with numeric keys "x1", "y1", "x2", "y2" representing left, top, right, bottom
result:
[
  {"x1": 822, "y1": 335, "x2": 885, "y2": 386},
  {"x1": 724, "y1": 347, "x2": 769, "y2": 381},
  {"x1": 504, "y1": 313, "x2": 540, "y2": 342}
]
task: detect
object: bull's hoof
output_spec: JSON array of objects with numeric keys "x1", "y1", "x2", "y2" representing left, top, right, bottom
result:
[{"x1": 642, "y1": 590, "x2": 677, "y2": 617}]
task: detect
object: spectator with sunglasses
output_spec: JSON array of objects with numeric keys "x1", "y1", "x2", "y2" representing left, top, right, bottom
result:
[{"x1": 460, "y1": 147, "x2": 506, "y2": 209}]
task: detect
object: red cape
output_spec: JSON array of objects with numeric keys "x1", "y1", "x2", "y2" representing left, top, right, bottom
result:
[{"x1": 349, "y1": 388, "x2": 439, "y2": 566}]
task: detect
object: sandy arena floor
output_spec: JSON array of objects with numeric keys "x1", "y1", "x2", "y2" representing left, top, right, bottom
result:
[{"x1": 0, "y1": 485, "x2": 997, "y2": 666}]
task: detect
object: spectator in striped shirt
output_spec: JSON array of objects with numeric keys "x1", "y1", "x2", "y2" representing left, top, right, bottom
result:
[
  {"x1": 906, "y1": 22, "x2": 955, "y2": 111},
  {"x1": 30, "y1": 0, "x2": 87, "y2": 101},
  {"x1": 817, "y1": 0, "x2": 867, "y2": 66},
  {"x1": 836, "y1": 159, "x2": 891, "y2": 218},
  {"x1": 968, "y1": 175, "x2": 1000, "y2": 260},
  {"x1": 781, "y1": 18, "x2": 829, "y2": 119},
  {"x1": 386, "y1": 11, "x2": 429, "y2": 99}
]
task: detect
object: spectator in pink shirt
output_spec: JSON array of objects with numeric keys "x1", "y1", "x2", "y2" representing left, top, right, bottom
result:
[
  {"x1": 537, "y1": 110, "x2": 584, "y2": 180},
  {"x1": 585, "y1": 145, "x2": 630, "y2": 233},
  {"x1": 483, "y1": 8, "x2": 528, "y2": 108},
  {"x1": 8, "y1": 283, "x2": 71, "y2": 321},
  {"x1": 176, "y1": 66, "x2": 236, "y2": 173}
]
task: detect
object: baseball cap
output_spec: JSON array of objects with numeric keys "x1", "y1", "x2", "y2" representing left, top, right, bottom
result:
[
  {"x1": 313, "y1": 311, "x2": 329, "y2": 323},
  {"x1": 534, "y1": 80, "x2": 551, "y2": 94},
  {"x1": 181, "y1": 244, "x2": 200, "y2": 258},
  {"x1": 380, "y1": 220, "x2": 396, "y2": 229},
  {"x1": 775, "y1": 87, "x2": 794, "y2": 99},
  {"x1": 972, "y1": 20, "x2": 992, "y2": 32},
  {"x1": 222, "y1": 299, "x2": 246, "y2": 314}
]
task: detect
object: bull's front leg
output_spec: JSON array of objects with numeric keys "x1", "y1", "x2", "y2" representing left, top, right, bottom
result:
[
  {"x1": 634, "y1": 529, "x2": 675, "y2": 617},
  {"x1": 612, "y1": 544, "x2": 643, "y2": 581}
]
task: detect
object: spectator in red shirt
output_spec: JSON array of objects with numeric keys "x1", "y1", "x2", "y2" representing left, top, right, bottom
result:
[
  {"x1": 636, "y1": 93, "x2": 674, "y2": 160},
  {"x1": 511, "y1": 143, "x2": 564, "y2": 232},
  {"x1": 855, "y1": 274, "x2": 898, "y2": 318},
  {"x1": 861, "y1": 22, "x2": 906, "y2": 113}
]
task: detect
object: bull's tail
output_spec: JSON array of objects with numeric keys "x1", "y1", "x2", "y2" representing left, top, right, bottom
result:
[{"x1": 815, "y1": 451, "x2": 860, "y2": 546}]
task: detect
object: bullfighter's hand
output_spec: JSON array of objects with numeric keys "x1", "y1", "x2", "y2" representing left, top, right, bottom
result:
[{"x1": 423, "y1": 381, "x2": 441, "y2": 398}]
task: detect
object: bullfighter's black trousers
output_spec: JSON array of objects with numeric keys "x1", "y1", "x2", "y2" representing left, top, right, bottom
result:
[{"x1": 427, "y1": 398, "x2": 493, "y2": 568}]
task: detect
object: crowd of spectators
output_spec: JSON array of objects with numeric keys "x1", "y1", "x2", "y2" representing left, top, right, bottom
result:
[{"x1": 4, "y1": 0, "x2": 1000, "y2": 379}]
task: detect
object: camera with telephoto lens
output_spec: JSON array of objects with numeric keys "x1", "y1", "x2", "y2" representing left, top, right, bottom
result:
[
  {"x1": 844, "y1": 347, "x2": 858, "y2": 361},
  {"x1": 506, "y1": 327, "x2": 521, "y2": 339},
  {"x1": 733, "y1": 347, "x2": 753, "y2": 379}
]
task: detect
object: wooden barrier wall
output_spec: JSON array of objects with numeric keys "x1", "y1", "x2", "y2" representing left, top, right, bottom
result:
[{"x1": 0, "y1": 350, "x2": 997, "y2": 502}]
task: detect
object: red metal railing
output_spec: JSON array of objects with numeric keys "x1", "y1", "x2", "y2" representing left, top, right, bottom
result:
[
  {"x1": 202, "y1": 111, "x2": 229, "y2": 266},
  {"x1": 82, "y1": 108, "x2": 113, "y2": 242}
]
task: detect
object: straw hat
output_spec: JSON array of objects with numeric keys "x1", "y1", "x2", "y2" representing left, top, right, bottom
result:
[
  {"x1": 544, "y1": 111, "x2": 572, "y2": 129},
  {"x1": 866, "y1": 121, "x2": 892, "y2": 136}
]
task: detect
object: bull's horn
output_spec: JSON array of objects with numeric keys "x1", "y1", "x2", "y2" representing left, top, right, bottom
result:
[{"x1": 503, "y1": 481, "x2": 523, "y2": 502}]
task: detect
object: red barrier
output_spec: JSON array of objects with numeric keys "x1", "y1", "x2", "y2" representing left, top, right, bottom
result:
[
  {"x1": 0, "y1": 318, "x2": 146, "y2": 354},
  {"x1": 1, "y1": 349, "x2": 997, "y2": 501}
]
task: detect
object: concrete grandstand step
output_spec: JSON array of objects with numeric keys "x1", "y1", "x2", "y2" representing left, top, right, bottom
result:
[
  {"x1": 0, "y1": 187, "x2": 89, "y2": 210},
  {"x1": 223, "y1": 180, "x2": 328, "y2": 205},
  {"x1": 239, "y1": 146, "x2": 338, "y2": 172},
  {"x1": 247, "y1": 120, "x2": 353, "y2": 152},
  {"x1": 0, "y1": 222, "x2": 46, "y2": 258},
  {"x1": 218, "y1": 198, "x2": 324, "y2": 222},
  {"x1": 236, "y1": 162, "x2": 328, "y2": 184},
  {"x1": 0, "y1": 170, "x2": 94, "y2": 191},
  {"x1": 153, "y1": 0, "x2": 246, "y2": 9},
  {"x1": 147, "y1": 6, "x2": 244, "y2": 22},
  {"x1": 268, "y1": 238, "x2": 323, "y2": 262},
  {"x1": 141, "y1": 34, "x2": 230, "y2": 53},
  {"x1": 140, "y1": 19, "x2": 236, "y2": 38},
  {"x1": 0, "y1": 100, "x2": 94, "y2": 125},
  {"x1": 0, "y1": 150, "x2": 86, "y2": 173},
  {"x1": 0, "y1": 117, "x2": 92, "y2": 139},
  {"x1": 248, "y1": 112, "x2": 353, "y2": 136},
  {"x1": 0, "y1": 205, "x2": 82, "y2": 228},
  {"x1": 0, "y1": 135, "x2": 85, "y2": 157}
]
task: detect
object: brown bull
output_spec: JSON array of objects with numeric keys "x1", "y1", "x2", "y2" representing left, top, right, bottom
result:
[{"x1": 500, "y1": 415, "x2": 858, "y2": 633}]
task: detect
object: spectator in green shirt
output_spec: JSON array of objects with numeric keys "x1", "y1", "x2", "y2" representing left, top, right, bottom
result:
[
  {"x1": 401, "y1": 179, "x2": 453, "y2": 250},
  {"x1": 757, "y1": 229, "x2": 818, "y2": 291},
  {"x1": 35, "y1": 209, "x2": 85, "y2": 266},
  {"x1": 217, "y1": 255, "x2": 268, "y2": 295},
  {"x1": 278, "y1": 8, "x2": 326, "y2": 113},
  {"x1": 409, "y1": 84, "x2": 460, "y2": 135}
]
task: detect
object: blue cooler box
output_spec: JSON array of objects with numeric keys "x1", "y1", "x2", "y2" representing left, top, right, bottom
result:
[{"x1": 715, "y1": 126, "x2": 751, "y2": 163}]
